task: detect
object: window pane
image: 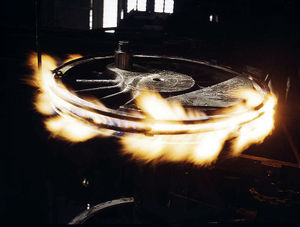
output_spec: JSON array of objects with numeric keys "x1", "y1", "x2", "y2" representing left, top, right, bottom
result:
[
  {"x1": 154, "y1": 0, "x2": 164, "y2": 13},
  {"x1": 120, "y1": 9, "x2": 124, "y2": 19},
  {"x1": 127, "y1": 0, "x2": 136, "y2": 13},
  {"x1": 89, "y1": 9, "x2": 93, "y2": 30},
  {"x1": 89, "y1": 0, "x2": 93, "y2": 30},
  {"x1": 137, "y1": 0, "x2": 147, "y2": 11},
  {"x1": 103, "y1": 0, "x2": 118, "y2": 28},
  {"x1": 164, "y1": 0, "x2": 174, "y2": 13}
]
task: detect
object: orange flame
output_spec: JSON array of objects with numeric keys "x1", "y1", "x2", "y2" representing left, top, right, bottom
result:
[
  {"x1": 121, "y1": 130, "x2": 230, "y2": 165},
  {"x1": 231, "y1": 93, "x2": 276, "y2": 154},
  {"x1": 28, "y1": 53, "x2": 277, "y2": 164},
  {"x1": 28, "y1": 53, "x2": 113, "y2": 142},
  {"x1": 135, "y1": 91, "x2": 207, "y2": 121},
  {"x1": 45, "y1": 115, "x2": 99, "y2": 142},
  {"x1": 121, "y1": 90, "x2": 276, "y2": 165},
  {"x1": 63, "y1": 54, "x2": 84, "y2": 64}
]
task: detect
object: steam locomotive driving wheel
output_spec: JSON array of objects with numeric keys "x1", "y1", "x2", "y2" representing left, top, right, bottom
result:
[
  {"x1": 51, "y1": 52, "x2": 270, "y2": 137},
  {"x1": 35, "y1": 42, "x2": 279, "y2": 224},
  {"x1": 59, "y1": 55, "x2": 258, "y2": 110}
]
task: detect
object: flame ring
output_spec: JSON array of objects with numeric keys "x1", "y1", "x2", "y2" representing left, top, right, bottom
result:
[{"x1": 50, "y1": 55, "x2": 270, "y2": 136}]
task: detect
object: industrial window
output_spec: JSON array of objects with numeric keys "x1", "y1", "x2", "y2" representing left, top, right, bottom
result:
[
  {"x1": 89, "y1": 0, "x2": 93, "y2": 30},
  {"x1": 103, "y1": 0, "x2": 118, "y2": 28},
  {"x1": 127, "y1": 0, "x2": 147, "y2": 13},
  {"x1": 209, "y1": 14, "x2": 219, "y2": 23},
  {"x1": 120, "y1": 9, "x2": 124, "y2": 19},
  {"x1": 154, "y1": 0, "x2": 174, "y2": 13}
]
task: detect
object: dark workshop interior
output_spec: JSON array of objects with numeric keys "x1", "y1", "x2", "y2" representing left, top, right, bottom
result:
[{"x1": 1, "y1": 0, "x2": 300, "y2": 224}]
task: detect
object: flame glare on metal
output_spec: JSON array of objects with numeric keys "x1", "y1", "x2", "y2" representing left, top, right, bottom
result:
[
  {"x1": 28, "y1": 53, "x2": 113, "y2": 142},
  {"x1": 121, "y1": 90, "x2": 276, "y2": 165},
  {"x1": 29, "y1": 53, "x2": 277, "y2": 164}
]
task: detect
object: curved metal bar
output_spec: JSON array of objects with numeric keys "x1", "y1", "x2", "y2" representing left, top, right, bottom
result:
[
  {"x1": 53, "y1": 56, "x2": 267, "y2": 123},
  {"x1": 75, "y1": 84, "x2": 121, "y2": 93},
  {"x1": 69, "y1": 197, "x2": 134, "y2": 224}
]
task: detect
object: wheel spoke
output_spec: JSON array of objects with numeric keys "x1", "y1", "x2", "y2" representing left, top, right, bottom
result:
[
  {"x1": 76, "y1": 79, "x2": 120, "y2": 84},
  {"x1": 100, "y1": 89, "x2": 129, "y2": 100},
  {"x1": 75, "y1": 84, "x2": 121, "y2": 93}
]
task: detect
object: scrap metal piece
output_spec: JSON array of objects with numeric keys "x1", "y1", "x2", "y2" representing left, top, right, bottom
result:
[{"x1": 69, "y1": 197, "x2": 134, "y2": 224}]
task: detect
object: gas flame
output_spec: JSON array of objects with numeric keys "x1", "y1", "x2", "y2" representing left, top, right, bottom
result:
[
  {"x1": 45, "y1": 115, "x2": 99, "y2": 142},
  {"x1": 231, "y1": 94, "x2": 276, "y2": 154},
  {"x1": 135, "y1": 91, "x2": 207, "y2": 121},
  {"x1": 121, "y1": 90, "x2": 276, "y2": 165},
  {"x1": 28, "y1": 53, "x2": 57, "y2": 115},
  {"x1": 29, "y1": 53, "x2": 277, "y2": 164},
  {"x1": 28, "y1": 53, "x2": 113, "y2": 142},
  {"x1": 63, "y1": 54, "x2": 84, "y2": 64},
  {"x1": 121, "y1": 130, "x2": 230, "y2": 165}
]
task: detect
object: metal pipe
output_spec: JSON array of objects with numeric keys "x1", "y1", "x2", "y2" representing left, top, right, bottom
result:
[{"x1": 35, "y1": 0, "x2": 41, "y2": 69}]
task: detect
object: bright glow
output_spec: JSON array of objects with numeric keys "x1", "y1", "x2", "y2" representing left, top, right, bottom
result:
[
  {"x1": 137, "y1": 0, "x2": 147, "y2": 11},
  {"x1": 155, "y1": 0, "x2": 174, "y2": 13},
  {"x1": 27, "y1": 53, "x2": 58, "y2": 115},
  {"x1": 154, "y1": 0, "x2": 164, "y2": 13},
  {"x1": 135, "y1": 91, "x2": 206, "y2": 121},
  {"x1": 89, "y1": 0, "x2": 93, "y2": 30},
  {"x1": 28, "y1": 53, "x2": 114, "y2": 142},
  {"x1": 232, "y1": 95, "x2": 277, "y2": 155},
  {"x1": 89, "y1": 9, "x2": 93, "y2": 30},
  {"x1": 45, "y1": 115, "x2": 99, "y2": 142},
  {"x1": 121, "y1": 130, "x2": 231, "y2": 165},
  {"x1": 120, "y1": 9, "x2": 124, "y2": 19},
  {"x1": 29, "y1": 53, "x2": 277, "y2": 166},
  {"x1": 127, "y1": 0, "x2": 136, "y2": 12},
  {"x1": 63, "y1": 54, "x2": 83, "y2": 64},
  {"x1": 164, "y1": 0, "x2": 174, "y2": 13},
  {"x1": 105, "y1": 30, "x2": 115, "y2": 33},
  {"x1": 121, "y1": 90, "x2": 276, "y2": 165},
  {"x1": 103, "y1": 0, "x2": 118, "y2": 28},
  {"x1": 209, "y1": 14, "x2": 219, "y2": 23}
]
